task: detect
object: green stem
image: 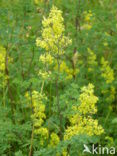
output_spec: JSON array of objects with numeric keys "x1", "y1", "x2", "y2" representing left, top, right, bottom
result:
[{"x1": 56, "y1": 58, "x2": 63, "y2": 139}]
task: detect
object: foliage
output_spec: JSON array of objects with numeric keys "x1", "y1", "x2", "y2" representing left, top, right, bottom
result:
[{"x1": 0, "y1": 0, "x2": 117, "y2": 155}]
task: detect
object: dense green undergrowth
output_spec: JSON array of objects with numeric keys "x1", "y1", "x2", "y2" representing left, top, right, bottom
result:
[{"x1": 0, "y1": 0, "x2": 117, "y2": 155}]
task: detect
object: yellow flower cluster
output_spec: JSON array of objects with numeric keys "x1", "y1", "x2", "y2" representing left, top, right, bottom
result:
[
  {"x1": 0, "y1": 46, "x2": 12, "y2": 87},
  {"x1": 34, "y1": 0, "x2": 43, "y2": 5},
  {"x1": 25, "y1": 91, "x2": 48, "y2": 144},
  {"x1": 49, "y1": 132, "x2": 60, "y2": 147},
  {"x1": 106, "y1": 86, "x2": 116, "y2": 102},
  {"x1": 31, "y1": 91, "x2": 48, "y2": 133},
  {"x1": 55, "y1": 61, "x2": 79, "y2": 80},
  {"x1": 39, "y1": 53, "x2": 54, "y2": 65},
  {"x1": 36, "y1": 127, "x2": 48, "y2": 145},
  {"x1": 82, "y1": 10, "x2": 94, "y2": 30},
  {"x1": 38, "y1": 70, "x2": 51, "y2": 80},
  {"x1": 110, "y1": 86, "x2": 116, "y2": 101},
  {"x1": 49, "y1": 132, "x2": 69, "y2": 156},
  {"x1": 64, "y1": 84, "x2": 104, "y2": 140},
  {"x1": 103, "y1": 32, "x2": 110, "y2": 47},
  {"x1": 64, "y1": 116, "x2": 104, "y2": 140},
  {"x1": 60, "y1": 61, "x2": 73, "y2": 80},
  {"x1": 102, "y1": 86, "x2": 116, "y2": 103},
  {"x1": 62, "y1": 149, "x2": 69, "y2": 156},
  {"x1": 36, "y1": 6, "x2": 72, "y2": 54},
  {"x1": 101, "y1": 57, "x2": 114, "y2": 84},
  {"x1": 78, "y1": 83, "x2": 98, "y2": 114},
  {"x1": 87, "y1": 48, "x2": 97, "y2": 72},
  {"x1": 56, "y1": 149, "x2": 69, "y2": 156},
  {"x1": 103, "y1": 42, "x2": 108, "y2": 47},
  {"x1": 84, "y1": 10, "x2": 93, "y2": 22},
  {"x1": 0, "y1": 46, "x2": 13, "y2": 76},
  {"x1": 0, "y1": 46, "x2": 6, "y2": 77}
]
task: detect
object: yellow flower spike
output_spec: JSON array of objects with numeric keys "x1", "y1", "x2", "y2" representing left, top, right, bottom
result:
[
  {"x1": 101, "y1": 57, "x2": 114, "y2": 84},
  {"x1": 103, "y1": 42, "x2": 108, "y2": 47},
  {"x1": 36, "y1": 6, "x2": 72, "y2": 54},
  {"x1": 79, "y1": 83, "x2": 98, "y2": 115},
  {"x1": 105, "y1": 86, "x2": 116, "y2": 102},
  {"x1": 0, "y1": 45, "x2": 12, "y2": 90},
  {"x1": 83, "y1": 10, "x2": 93, "y2": 22},
  {"x1": 49, "y1": 132, "x2": 60, "y2": 147},
  {"x1": 82, "y1": 10, "x2": 94, "y2": 31},
  {"x1": 39, "y1": 53, "x2": 54, "y2": 65},
  {"x1": 54, "y1": 61, "x2": 78, "y2": 80},
  {"x1": 25, "y1": 90, "x2": 48, "y2": 145},
  {"x1": 35, "y1": 127, "x2": 48, "y2": 137},
  {"x1": 62, "y1": 149, "x2": 68, "y2": 156},
  {"x1": 82, "y1": 24, "x2": 92, "y2": 30},
  {"x1": 87, "y1": 48, "x2": 97, "y2": 71},
  {"x1": 0, "y1": 46, "x2": 6, "y2": 73},
  {"x1": 34, "y1": 0, "x2": 43, "y2": 5},
  {"x1": 38, "y1": 70, "x2": 51, "y2": 80},
  {"x1": 64, "y1": 84, "x2": 104, "y2": 140}
]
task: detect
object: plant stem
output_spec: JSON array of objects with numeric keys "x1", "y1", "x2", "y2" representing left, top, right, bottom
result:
[
  {"x1": 56, "y1": 58, "x2": 63, "y2": 139},
  {"x1": 29, "y1": 125, "x2": 34, "y2": 156}
]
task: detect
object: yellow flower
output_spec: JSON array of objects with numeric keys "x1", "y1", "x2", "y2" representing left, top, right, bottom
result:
[
  {"x1": 36, "y1": 6, "x2": 72, "y2": 54},
  {"x1": 101, "y1": 57, "x2": 114, "y2": 84},
  {"x1": 110, "y1": 86, "x2": 116, "y2": 101},
  {"x1": 34, "y1": 0, "x2": 43, "y2": 5},
  {"x1": 78, "y1": 83, "x2": 98, "y2": 115},
  {"x1": 87, "y1": 48, "x2": 97, "y2": 71},
  {"x1": 0, "y1": 46, "x2": 13, "y2": 75},
  {"x1": 34, "y1": 127, "x2": 48, "y2": 138},
  {"x1": 0, "y1": 45, "x2": 13, "y2": 88},
  {"x1": 55, "y1": 61, "x2": 79, "y2": 80},
  {"x1": 49, "y1": 132, "x2": 60, "y2": 147},
  {"x1": 82, "y1": 24, "x2": 92, "y2": 30},
  {"x1": 82, "y1": 10, "x2": 94, "y2": 30},
  {"x1": 0, "y1": 46, "x2": 6, "y2": 73},
  {"x1": 25, "y1": 90, "x2": 48, "y2": 142},
  {"x1": 103, "y1": 42, "x2": 108, "y2": 47},
  {"x1": 62, "y1": 151, "x2": 68, "y2": 156},
  {"x1": 38, "y1": 70, "x2": 51, "y2": 80},
  {"x1": 64, "y1": 84, "x2": 104, "y2": 140},
  {"x1": 39, "y1": 53, "x2": 53, "y2": 64},
  {"x1": 103, "y1": 86, "x2": 116, "y2": 103},
  {"x1": 84, "y1": 10, "x2": 93, "y2": 22}
]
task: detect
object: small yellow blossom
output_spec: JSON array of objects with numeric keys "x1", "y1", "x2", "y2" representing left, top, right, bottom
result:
[
  {"x1": 84, "y1": 10, "x2": 93, "y2": 22},
  {"x1": 0, "y1": 46, "x2": 6, "y2": 73},
  {"x1": 34, "y1": 0, "x2": 43, "y2": 5},
  {"x1": 36, "y1": 6, "x2": 72, "y2": 54},
  {"x1": 55, "y1": 61, "x2": 79, "y2": 80},
  {"x1": 0, "y1": 46, "x2": 13, "y2": 88},
  {"x1": 38, "y1": 70, "x2": 51, "y2": 80},
  {"x1": 103, "y1": 42, "x2": 108, "y2": 47},
  {"x1": 34, "y1": 127, "x2": 48, "y2": 138},
  {"x1": 49, "y1": 133, "x2": 60, "y2": 147},
  {"x1": 82, "y1": 10, "x2": 94, "y2": 30},
  {"x1": 87, "y1": 48, "x2": 97, "y2": 72},
  {"x1": 62, "y1": 149, "x2": 68, "y2": 156},
  {"x1": 64, "y1": 117, "x2": 104, "y2": 140},
  {"x1": 102, "y1": 86, "x2": 116, "y2": 103},
  {"x1": 39, "y1": 53, "x2": 53, "y2": 64},
  {"x1": 64, "y1": 84, "x2": 104, "y2": 140},
  {"x1": 101, "y1": 57, "x2": 114, "y2": 84},
  {"x1": 110, "y1": 86, "x2": 116, "y2": 100},
  {"x1": 82, "y1": 24, "x2": 92, "y2": 30},
  {"x1": 78, "y1": 83, "x2": 98, "y2": 114},
  {"x1": 25, "y1": 90, "x2": 48, "y2": 144}
]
